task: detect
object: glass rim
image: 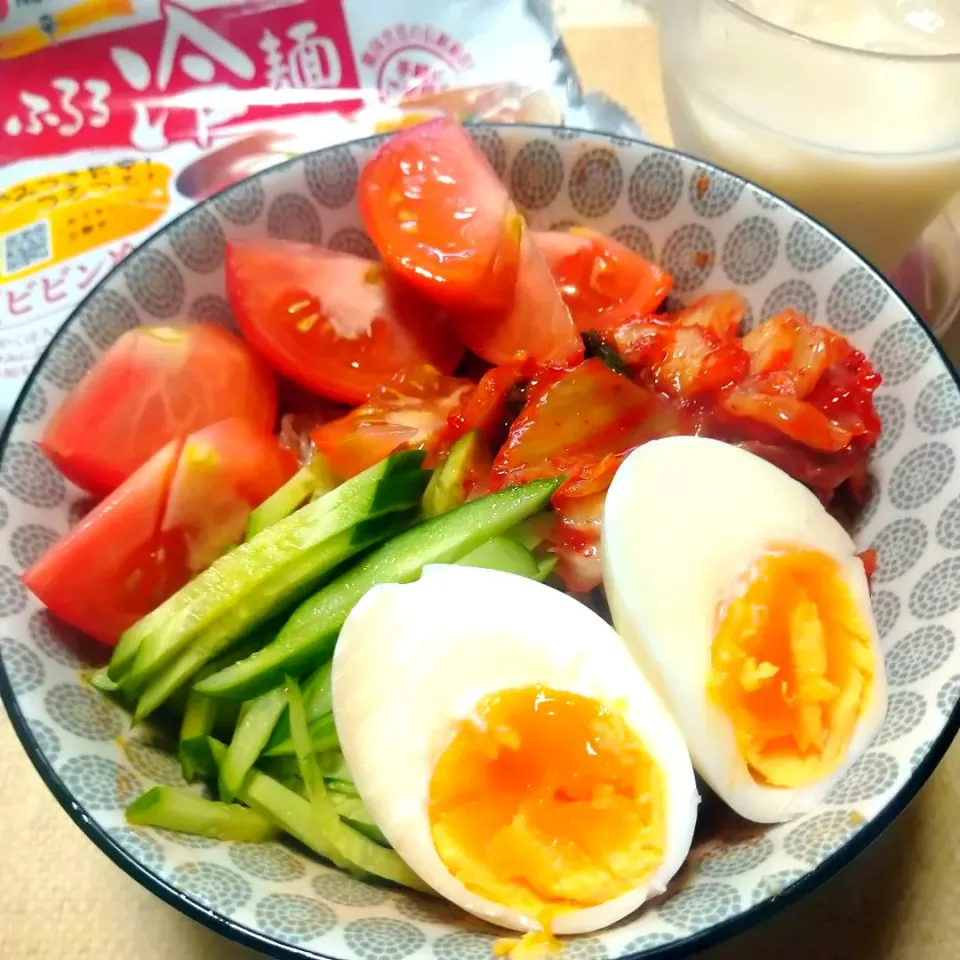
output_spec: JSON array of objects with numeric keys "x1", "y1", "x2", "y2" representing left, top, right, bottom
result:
[{"x1": 716, "y1": 0, "x2": 960, "y2": 64}]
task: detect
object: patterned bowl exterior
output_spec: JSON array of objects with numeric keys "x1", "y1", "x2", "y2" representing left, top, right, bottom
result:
[{"x1": 1, "y1": 125, "x2": 958, "y2": 960}]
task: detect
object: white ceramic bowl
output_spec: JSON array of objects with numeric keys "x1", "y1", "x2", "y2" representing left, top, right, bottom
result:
[{"x1": 1, "y1": 125, "x2": 958, "y2": 960}]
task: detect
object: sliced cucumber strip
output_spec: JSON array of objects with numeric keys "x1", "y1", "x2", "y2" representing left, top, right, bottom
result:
[
  {"x1": 179, "y1": 690, "x2": 218, "y2": 782},
  {"x1": 125, "y1": 786, "x2": 277, "y2": 842},
  {"x1": 134, "y1": 510, "x2": 415, "y2": 720},
  {"x1": 208, "y1": 737, "x2": 340, "y2": 864},
  {"x1": 535, "y1": 554, "x2": 559, "y2": 582},
  {"x1": 263, "y1": 711, "x2": 338, "y2": 758},
  {"x1": 422, "y1": 429, "x2": 487, "y2": 517},
  {"x1": 457, "y1": 536, "x2": 539, "y2": 578},
  {"x1": 286, "y1": 678, "x2": 323, "y2": 801},
  {"x1": 506, "y1": 511, "x2": 554, "y2": 552},
  {"x1": 265, "y1": 661, "x2": 332, "y2": 754},
  {"x1": 282, "y1": 686, "x2": 417, "y2": 884},
  {"x1": 247, "y1": 455, "x2": 339, "y2": 540},
  {"x1": 208, "y1": 738, "x2": 426, "y2": 891},
  {"x1": 330, "y1": 793, "x2": 388, "y2": 847},
  {"x1": 197, "y1": 479, "x2": 562, "y2": 701},
  {"x1": 123, "y1": 466, "x2": 427, "y2": 692},
  {"x1": 218, "y1": 684, "x2": 289, "y2": 803},
  {"x1": 110, "y1": 450, "x2": 425, "y2": 684}
]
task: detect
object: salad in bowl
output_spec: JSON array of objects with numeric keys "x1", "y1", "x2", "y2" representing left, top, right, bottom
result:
[{"x1": 0, "y1": 120, "x2": 958, "y2": 960}]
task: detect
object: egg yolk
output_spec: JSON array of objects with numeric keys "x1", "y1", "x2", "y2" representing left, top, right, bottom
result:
[
  {"x1": 428, "y1": 685, "x2": 666, "y2": 930},
  {"x1": 709, "y1": 548, "x2": 874, "y2": 788}
]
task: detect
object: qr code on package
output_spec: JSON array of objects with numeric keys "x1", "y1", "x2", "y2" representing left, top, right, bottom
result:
[{"x1": 2, "y1": 220, "x2": 52, "y2": 276}]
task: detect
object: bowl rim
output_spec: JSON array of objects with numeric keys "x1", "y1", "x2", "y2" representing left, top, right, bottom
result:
[{"x1": 1, "y1": 121, "x2": 958, "y2": 960}]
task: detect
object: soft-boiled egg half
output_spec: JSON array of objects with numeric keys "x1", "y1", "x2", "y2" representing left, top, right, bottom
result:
[
  {"x1": 333, "y1": 564, "x2": 698, "y2": 936},
  {"x1": 603, "y1": 436, "x2": 887, "y2": 824}
]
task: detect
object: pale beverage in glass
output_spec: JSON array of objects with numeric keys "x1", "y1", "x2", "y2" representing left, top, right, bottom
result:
[{"x1": 657, "y1": 1, "x2": 960, "y2": 274}]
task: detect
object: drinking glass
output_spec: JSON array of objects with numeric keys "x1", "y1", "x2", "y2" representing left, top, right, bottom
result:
[{"x1": 655, "y1": 0, "x2": 960, "y2": 276}]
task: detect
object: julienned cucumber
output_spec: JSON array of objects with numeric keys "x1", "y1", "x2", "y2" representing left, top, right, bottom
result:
[
  {"x1": 121, "y1": 463, "x2": 427, "y2": 692},
  {"x1": 535, "y1": 554, "x2": 559, "y2": 582},
  {"x1": 179, "y1": 690, "x2": 218, "y2": 781},
  {"x1": 286, "y1": 678, "x2": 323, "y2": 801},
  {"x1": 207, "y1": 738, "x2": 428, "y2": 892},
  {"x1": 280, "y1": 682, "x2": 417, "y2": 882},
  {"x1": 197, "y1": 478, "x2": 562, "y2": 700},
  {"x1": 125, "y1": 786, "x2": 277, "y2": 842},
  {"x1": 421, "y1": 429, "x2": 486, "y2": 517},
  {"x1": 177, "y1": 631, "x2": 266, "y2": 780},
  {"x1": 263, "y1": 711, "x2": 338, "y2": 758},
  {"x1": 318, "y1": 750, "x2": 353, "y2": 784},
  {"x1": 506, "y1": 511, "x2": 554, "y2": 552},
  {"x1": 457, "y1": 536, "x2": 539, "y2": 579},
  {"x1": 218, "y1": 684, "x2": 289, "y2": 803},
  {"x1": 264, "y1": 661, "x2": 332, "y2": 754},
  {"x1": 247, "y1": 455, "x2": 339, "y2": 540},
  {"x1": 133, "y1": 510, "x2": 417, "y2": 721},
  {"x1": 208, "y1": 737, "x2": 340, "y2": 862},
  {"x1": 330, "y1": 793, "x2": 388, "y2": 847},
  {"x1": 108, "y1": 450, "x2": 425, "y2": 683}
]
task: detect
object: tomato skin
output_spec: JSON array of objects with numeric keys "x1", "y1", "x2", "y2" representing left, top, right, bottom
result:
[
  {"x1": 39, "y1": 324, "x2": 278, "y2": 498},
  {"x1": 446, "y1": 222, "x2": 585, "y2": 368},
  {"x1": 534, "y1": 228, "x2": 673, "y2": 331},
  {"x1": 359, "y1": 120, "x2": 581, "y2": 366},
  {"x1": 359, "y1": 117, "x2": 522, "y2": 310},
  {"x1": 162, "y1": 418, "x2": 296, "y2": 572},
  {"x1": 23, "y1": 440, "x2": 189, "y2": 646},
  {"x1": 225, "y1": 240, "x2": 464, "y2": 405},
  {"x1": 311, "y1": 368, "x2": 471, "y2": 478},
  {"x1": 24, "y1": 419, "x2": 295, "y2": 646}
]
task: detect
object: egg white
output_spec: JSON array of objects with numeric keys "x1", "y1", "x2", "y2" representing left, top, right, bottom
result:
[
  {"x1": 603, "y1": 435, "x2": 888, "y2": 824},
  {"x1": 332, "y1": 564, "x2": 699, "y2": 934}
]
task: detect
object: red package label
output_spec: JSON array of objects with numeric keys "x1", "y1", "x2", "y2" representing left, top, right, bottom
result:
[
  {"x1": 0, "y1": 0, "x2": 364, "y2": 159},
  {"x1": 0, "y1": 0, "x2": 586, "y2": 417}
]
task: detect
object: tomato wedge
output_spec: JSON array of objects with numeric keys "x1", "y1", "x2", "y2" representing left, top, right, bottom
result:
[
  {"x1": 23, "y1": 419, "x2": 295, "y2": 646},
  {"x1": 39, "y1": 324, "x2": 278, "y2": 498},
  {"x1": 162, "y1": 418, "x2": 296, "y2": 571},
  {"x1": 23, "y1": 440, "x2": 188, "y2": 646},
  {"x1": 225, "y1": 240, "x2": 464, "y2": 405},
  {"x1": 534, "y1": 228, "x2": 673, "y2": 331},
  {"x1": 359, "y1": 117, "x2": 522, "y2": 310},
  {"x1": 445, "y1": 222, "x2": 585, "y2": 368},
  {"x1": 310, "y1": 368, "x2": 472, "y2": 478}
]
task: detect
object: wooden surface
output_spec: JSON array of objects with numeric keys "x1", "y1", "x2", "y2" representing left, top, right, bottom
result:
[{"x1": 2, "y1": 14, "x2": 959, "y2": 960}]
